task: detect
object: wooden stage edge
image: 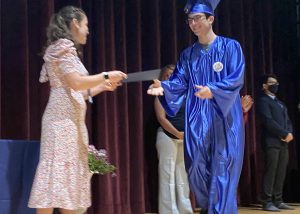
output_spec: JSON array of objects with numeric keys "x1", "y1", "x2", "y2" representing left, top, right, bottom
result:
[{"x1": 145, "y1": 203, "x2": 300, "y2": 214}]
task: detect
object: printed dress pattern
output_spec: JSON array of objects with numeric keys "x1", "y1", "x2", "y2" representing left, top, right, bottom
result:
[{"x1": 28, "y1": 39, "x2": 91, "y2": 209}]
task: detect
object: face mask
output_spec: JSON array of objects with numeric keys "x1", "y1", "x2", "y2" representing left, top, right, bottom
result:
[{"x1": 268, "y1": 84, "x2": 279, "y2": 94}]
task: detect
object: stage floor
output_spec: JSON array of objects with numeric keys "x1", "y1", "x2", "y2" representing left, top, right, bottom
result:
[
  {"x1": 238, "y1": 203, "x2": 300, "y2": 213},
  {"x1": 145, "y1": 203, "x2": 300, "y2": 214}
]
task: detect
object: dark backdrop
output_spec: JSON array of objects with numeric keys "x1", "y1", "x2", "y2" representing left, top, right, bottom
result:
[{"x1": 1, "y1": 0, "x2": 300, "y2": 213}]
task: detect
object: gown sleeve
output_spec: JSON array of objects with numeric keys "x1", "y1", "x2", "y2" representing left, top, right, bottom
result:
[{"x1": 159, "y1": 52, "x2": 189, "y2": 116}]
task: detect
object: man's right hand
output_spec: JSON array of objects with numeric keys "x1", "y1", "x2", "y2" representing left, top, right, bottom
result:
[{"x1": 147, "y1": 79, "x2": 164, "y2": 96}]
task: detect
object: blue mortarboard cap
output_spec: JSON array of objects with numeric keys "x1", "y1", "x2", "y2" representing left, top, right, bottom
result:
[{"x1": 184, "y1": 0, "x2": 220, "y2": 15}]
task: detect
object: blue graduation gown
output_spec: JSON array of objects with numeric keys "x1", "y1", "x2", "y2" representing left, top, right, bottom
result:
[{"x1": 159, "y1": 36, "x2": 245, "y2": 214}]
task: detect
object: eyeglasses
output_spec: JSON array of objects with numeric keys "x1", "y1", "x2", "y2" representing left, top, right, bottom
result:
[{"x1": 186, "y1": 15, "x2": 206, "y2": 24}]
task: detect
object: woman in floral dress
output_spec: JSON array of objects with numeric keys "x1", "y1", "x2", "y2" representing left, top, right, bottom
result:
[{"x1": 28, "y1": 6, "x2": 126, "y2": 214}]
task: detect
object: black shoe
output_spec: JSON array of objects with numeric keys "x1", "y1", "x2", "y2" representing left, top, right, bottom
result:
[
  {"x1": 199, "y1": 209, "x2": 208, "y2": 214},
  {"x1": 263, "y1": 202, "x2": 281, "y2": 212},
  {"x1": 275, "y1": 202, "x2": 295, "y2": 210}
]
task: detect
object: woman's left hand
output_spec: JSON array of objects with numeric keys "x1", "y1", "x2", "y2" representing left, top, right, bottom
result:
[{"x1": 101, "y1": 82, "x2": 122, "y2": 92}]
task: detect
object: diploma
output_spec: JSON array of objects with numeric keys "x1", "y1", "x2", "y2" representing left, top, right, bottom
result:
[{"x1": 123, "y1": 69, "x2": 161, "y2": 83}]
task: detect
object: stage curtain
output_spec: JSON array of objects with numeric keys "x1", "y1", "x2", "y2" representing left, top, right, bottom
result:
[{"x1": 0, "y1": 0, "x2": 299, "y2": 213}]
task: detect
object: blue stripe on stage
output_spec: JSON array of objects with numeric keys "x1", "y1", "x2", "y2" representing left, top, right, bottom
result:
[{"x1": 0, "y1": 139, "x2": 40, "y2": 214}]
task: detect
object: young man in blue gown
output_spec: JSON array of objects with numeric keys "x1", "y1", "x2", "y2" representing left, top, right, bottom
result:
[{"x1": 148, "y1": 0, "x2": 245, "y2": 213}]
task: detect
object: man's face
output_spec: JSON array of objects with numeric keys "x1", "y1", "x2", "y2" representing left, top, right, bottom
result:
[
  {"x1": 187, "y1": 13, "x2": 214, "y2": 36},
  {"x1": 263, "y1": 77, "x2": 279, "y2": 93}
]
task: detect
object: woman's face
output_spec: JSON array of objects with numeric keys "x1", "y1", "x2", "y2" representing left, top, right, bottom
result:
[
  {"x1": 71, "y1": 14, "x2": 89, "y2": 44},
  {"x1": 161, "y1": 68, "x2": 174, "y2": 81}
]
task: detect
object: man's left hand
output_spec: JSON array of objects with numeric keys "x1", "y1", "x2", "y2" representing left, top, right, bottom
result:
[{"x1": 194, "y1": 85, "x2": 213, "y2": 99}]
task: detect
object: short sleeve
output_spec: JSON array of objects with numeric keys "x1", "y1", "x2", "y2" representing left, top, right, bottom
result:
[
  {"x1": 58, "y1": 51, "x2": 81, "y2": 75},
  {"x1": 44, "y1": 39, "x2": 82, "y2": 75},
  {"x1": 56, "y1": 41, "x2": 81, "y2": 75},
  {"x1": 39, "y1": 63, "x2": 49, "y2": 83}
]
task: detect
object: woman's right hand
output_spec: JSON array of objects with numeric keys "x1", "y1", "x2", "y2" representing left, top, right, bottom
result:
[
  {"x1": 106, "y1": 71, "x2": 127, "y2": 83},
  {"x1": 100, "y1": 82, "x2": 121, "y2": 92}
]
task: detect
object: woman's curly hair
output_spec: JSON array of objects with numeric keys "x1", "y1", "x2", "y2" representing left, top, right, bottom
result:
[{"x1": 46, "y1": 6, "x2": 86, "y2": 45}]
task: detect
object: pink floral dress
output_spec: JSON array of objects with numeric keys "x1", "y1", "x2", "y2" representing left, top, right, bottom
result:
[{"x1": 28, "y1": 39, "x2": 91, "y2": 210}]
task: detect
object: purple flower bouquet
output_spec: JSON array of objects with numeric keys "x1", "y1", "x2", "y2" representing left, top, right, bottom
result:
[{"x1": 88, "y1": 145, "x2": 116, "y2": 175}]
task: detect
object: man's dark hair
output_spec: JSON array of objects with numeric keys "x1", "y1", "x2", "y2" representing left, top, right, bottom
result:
[
  {"x1": 204, "y1": 12, "x2": 212, "y2": 19},
  {"x1": 260, "y1": 73, "x2": 278, "y2": 85}
]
